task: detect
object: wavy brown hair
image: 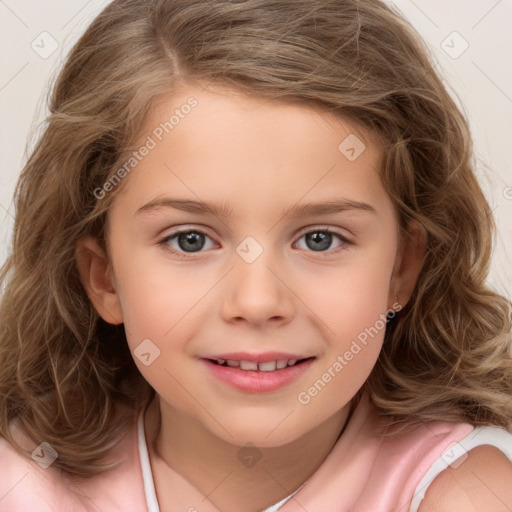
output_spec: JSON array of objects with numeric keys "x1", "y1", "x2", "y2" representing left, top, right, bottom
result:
[{"x1": 1, "y1": 0, "x2": 511, "y2": 477}]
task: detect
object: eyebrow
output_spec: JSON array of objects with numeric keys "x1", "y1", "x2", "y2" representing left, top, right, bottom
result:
[{"x1": 135, "y1": 197, "x2": 377, "y2": 218}]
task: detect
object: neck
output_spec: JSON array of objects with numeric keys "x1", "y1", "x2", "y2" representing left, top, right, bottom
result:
[{"x1": 144, "y1": 395, "x2": 355, "y2": 512}]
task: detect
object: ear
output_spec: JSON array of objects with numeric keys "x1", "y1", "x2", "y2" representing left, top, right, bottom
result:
[
  {"x1": 75, "y1": 236, "x2": 124, "y2": 325},
  {"x1": 389, "y1": 220, "x2": 427, "y2": 309}
]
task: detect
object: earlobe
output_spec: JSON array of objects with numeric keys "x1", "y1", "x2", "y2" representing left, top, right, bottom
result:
[
  {"x1": 75, "y1": 236, "x2": 124, "y2": 325},
  {"x1": 389, "y1": 220, "x2": 427, "y2": 308}
]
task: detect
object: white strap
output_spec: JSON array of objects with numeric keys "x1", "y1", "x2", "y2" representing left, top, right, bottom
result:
[
  {"x1": 409, "y1": 425, "x2": 512, "y2": 512},
  {"x1": 137, "y1": 407, "x2": 160, "y2": 512},
  {"x1": 260, "y1": 484, "x2": 304, "y2": 511}
]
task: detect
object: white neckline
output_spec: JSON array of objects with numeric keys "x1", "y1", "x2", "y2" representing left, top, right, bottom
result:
[
  {"x1": 136, "y1": 405, "x2": 302, "y2": 512},
  {"x1": 137, "y1": 405, "x2": 160, "y2": 512}
]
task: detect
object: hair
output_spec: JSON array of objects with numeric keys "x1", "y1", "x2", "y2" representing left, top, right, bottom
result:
[{"x1": 1, "y1": 0, "x2": 511, "y2": 478}]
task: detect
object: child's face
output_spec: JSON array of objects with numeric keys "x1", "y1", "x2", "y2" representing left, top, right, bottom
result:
[{"x1": 80, "y1": 83, "x2": 423, "y2": 447}]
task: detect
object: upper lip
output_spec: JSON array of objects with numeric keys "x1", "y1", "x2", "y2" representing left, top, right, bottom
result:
[{"x1": 200, "y1": 352, "x2": 313, "y2": 363}]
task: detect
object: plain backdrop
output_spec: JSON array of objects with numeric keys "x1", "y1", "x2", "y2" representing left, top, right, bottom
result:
[{"x1": 0, "y1": 0, "x2": 511, "y2": 300}]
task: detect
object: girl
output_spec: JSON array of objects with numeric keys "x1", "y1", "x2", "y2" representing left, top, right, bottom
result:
[{"x1": 1, "y1": 0, "x2": 512, "y2": 511}]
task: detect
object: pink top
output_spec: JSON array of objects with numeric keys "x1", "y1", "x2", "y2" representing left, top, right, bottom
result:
[{"x1": 2, "y1": 391, "x2": 512, "y2": 511}]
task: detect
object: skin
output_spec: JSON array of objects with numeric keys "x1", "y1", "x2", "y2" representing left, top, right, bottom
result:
[
  {"x1": 76, "y1": 82, "x2": 427, "y2": 511},
  {"x1": 418, "y1": 445, "x2": 512, "y2": 511}
]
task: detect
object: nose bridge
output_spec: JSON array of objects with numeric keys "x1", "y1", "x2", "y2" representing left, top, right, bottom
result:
[
  {"x1": 233, "y1": 234, "x2": 279, "y2": 293},
  {"x1": 221, "y1": 234, "x2": 294, "y2": 324}
]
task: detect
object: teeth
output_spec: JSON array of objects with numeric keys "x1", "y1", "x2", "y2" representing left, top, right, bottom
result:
[
  {"x1": 218, "y1": 358, "x2": 306, "y2": 371},
  {"x1": 258, "y1": 361, "x2": 277, "y2": 372},
  {"x1": 240, "y1": 360, "x2": 258, "y2": 371}
]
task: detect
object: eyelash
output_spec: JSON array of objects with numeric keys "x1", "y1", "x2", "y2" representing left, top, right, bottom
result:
[{"x1": 156, "y1": 226, "x2": 353, "y2": 260}]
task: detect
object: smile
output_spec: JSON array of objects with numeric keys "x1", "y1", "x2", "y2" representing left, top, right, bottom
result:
[
  {"x1": 200, "y1": 354, "x2": 316, "y2": 393},
  {"x1": 211, "y1": 358, "x2": 303, "y2": 371}
]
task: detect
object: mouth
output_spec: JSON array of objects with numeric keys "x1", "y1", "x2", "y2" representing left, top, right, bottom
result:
[
  {"x1": 206, "y1": 357, "x2": 314, "y2": 372},
  {"x1": 200, "y1": 353, "x2": 316, "y2": 393}
]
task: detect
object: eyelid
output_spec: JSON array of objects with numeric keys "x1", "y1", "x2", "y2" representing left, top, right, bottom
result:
[
  {"x1": 156, "y1": 225, "x2": 218, "y2": 257},
  {"x1": 159, "y1": 224, "x2": 352, "y2": 240},
  {"x1": 295, "y1": 224, "x2": 352, "y2": 240},
  {"x1": 158, "y1": 224, "x2": 216, "y2": 242},
  {"x1": 292, "y1": 226, "x2": 353, "y2": 256},
  {"x1": 157, "y1": 224, "x2": 353, "y2": 258}
]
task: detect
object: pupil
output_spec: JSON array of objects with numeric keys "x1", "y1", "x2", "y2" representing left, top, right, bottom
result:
[
  {"x1": 176, "y1": 232, "x2": 332, "y2": 253},
  {"x1": 178, "y1": 232, "x2": 205, "y2": 252},
  {"x1": 306, "y1": 232, "x2": 331, "y2": 251}
]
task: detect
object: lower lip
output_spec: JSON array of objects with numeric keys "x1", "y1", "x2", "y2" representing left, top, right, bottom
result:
[{"x1": 200, "y1": 358, "x2": 315, "y2": 393}]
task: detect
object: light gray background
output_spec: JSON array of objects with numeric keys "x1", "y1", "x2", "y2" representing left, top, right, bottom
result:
[{"x1": 1, "y1": 0, "x2": 511, "y2": 299}]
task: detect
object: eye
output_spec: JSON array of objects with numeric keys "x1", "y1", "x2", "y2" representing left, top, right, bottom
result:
[
  {"x1": 157, "y1": 228, "x2": 216, "y2": 258},
  {"x1": 157, "y1": 226, "x2": 352, "y2": 259},
  {"x1": 295, "y1": 228, "x2": 351, "y2": 254}
]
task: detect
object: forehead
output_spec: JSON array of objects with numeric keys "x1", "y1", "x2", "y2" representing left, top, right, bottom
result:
[
  {"x1": 111, "y1": 84, "x2": 390, "y2": 220},
  {"x1": 142, "y1": 83, "x2": 375, "y2": 153}
]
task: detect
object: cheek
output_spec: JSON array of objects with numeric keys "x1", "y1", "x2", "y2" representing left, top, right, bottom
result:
[
  {"x1": 293, "y1": 245, "x2": 395, "y2": 411},
  {"x1": 336, "y1": 266, "x2": 391, "y2": 341},
  {"x1": 112, "y1": 252, "x2": 221, "y2": 400},
  {"x1": 295, "y1": 263, "x2": 392, "y2": 422},
  {"x1": 302, "y1": 249, "x2": 395, "y2": 343},
  {"x1": 113, "y1": 256, "x2": 201, "y2": 402},
  {"x1": 113, "y1": 246, "x2": 209, "y2": 340}
]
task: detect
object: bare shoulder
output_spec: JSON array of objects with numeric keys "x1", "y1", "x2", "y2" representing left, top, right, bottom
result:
[
  {"x1": 418, "y1": 445, "x2": 512, "y2": 512},
  {"x1": 0, "y1": 434, "x2": 55, "y2": 511}
]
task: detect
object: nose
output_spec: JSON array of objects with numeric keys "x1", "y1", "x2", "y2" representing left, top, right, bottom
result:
[{"x1": 220, "y1": 248, "x2": 295, "y2": 327}]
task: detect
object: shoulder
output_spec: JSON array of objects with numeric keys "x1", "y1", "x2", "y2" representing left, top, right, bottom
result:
[
  {"x1": 0, "y1": 407, "x2": 142, "y2": 512},
  {"x1": 0, "y1": 433, "x2": 61, "y2": 511},
  {"x1": 418, "y1": 444, "x2": 512, "y2": 512}
]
